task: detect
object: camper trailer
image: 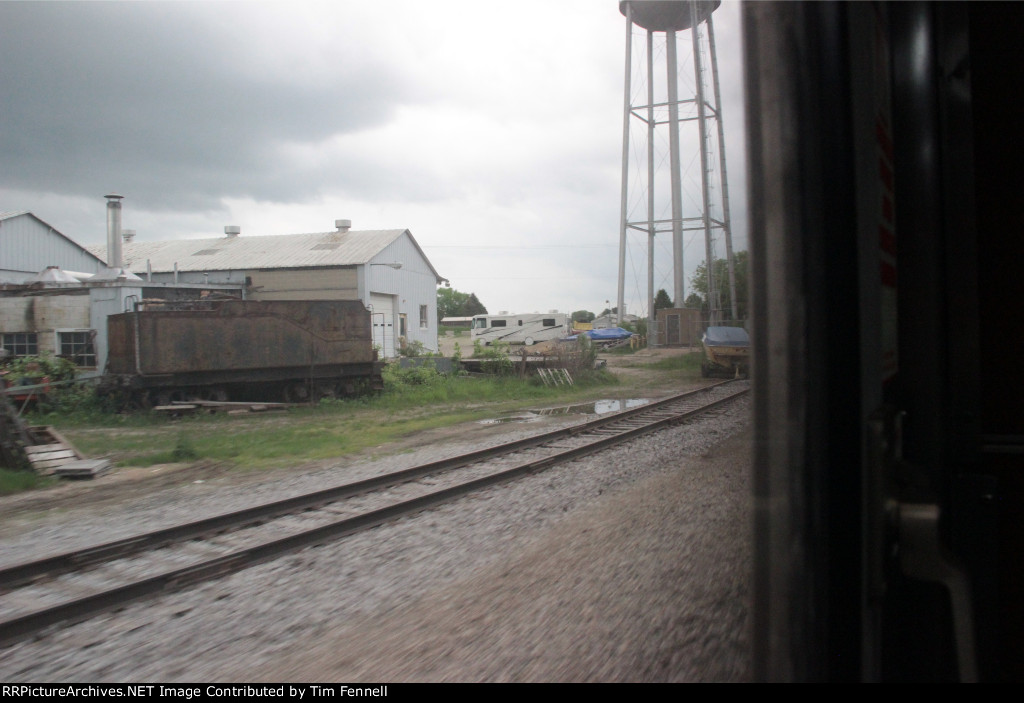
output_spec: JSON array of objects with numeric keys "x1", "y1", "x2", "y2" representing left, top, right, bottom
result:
[{"x1": 470, "y1": 313, "x2": 570, "y2": 346}]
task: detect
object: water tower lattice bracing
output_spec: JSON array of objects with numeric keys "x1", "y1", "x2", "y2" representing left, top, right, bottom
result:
[{"x1": 616, "y1": 1, "x2": 737, "y2": 331}]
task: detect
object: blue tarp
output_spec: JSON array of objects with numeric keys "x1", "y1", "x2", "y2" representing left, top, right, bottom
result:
[
  {"x1": 703, "y1": 326, "x2": 750, "y2": 346},
  {"x1": 563, "y1": 327, "x2": 634, "y2": 342}
]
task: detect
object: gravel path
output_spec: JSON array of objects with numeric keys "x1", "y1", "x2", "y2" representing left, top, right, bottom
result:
[{"x1": 0, "y1": 392, "x2": 751, "y2": 682}]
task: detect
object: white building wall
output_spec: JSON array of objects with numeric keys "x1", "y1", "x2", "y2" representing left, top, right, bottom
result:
[
  {"x1": 143, "y1": 267, "x2": 362, "y2": 301},
  {"x1": 0, "y1": 291, "x2": 91, "y2": 368},
  {"x1": 365, "y1": 234, "x2": 439, "y2": 354},
  {"x1": 247, "y1": 267, "x2": 358, "y2": 300},
  {"x1": 0, "y1": 214, "x2": 106, "y2": 282},
  {"x1": 143, "y1": 269, "x2": 249, "y2": 287},
  {"x1": 89, "y1": 285, "x2": 143, "y2": 372},
  {"x1": 0, "y1": 285, "x2": 143, "y2": 372}
]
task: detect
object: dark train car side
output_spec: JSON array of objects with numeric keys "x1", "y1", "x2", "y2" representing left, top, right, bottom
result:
[
  {"x1": 102, "y1": 299, "x2": 383, "y2": 405},
  {"x1": 745, "y1": 1, "x2": 1024, "y2": 682}
]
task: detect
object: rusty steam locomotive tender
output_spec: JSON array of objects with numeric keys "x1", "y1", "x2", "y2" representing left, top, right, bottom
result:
[{"x1": 102, "y1": 299, "x2": 384, "y2": 406}]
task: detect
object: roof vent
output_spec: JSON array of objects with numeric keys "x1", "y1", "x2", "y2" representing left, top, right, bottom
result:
[
  {"x1": 335, "y1": 219, "x2": 351, "y2": 233},
  {"x1": 123, "y1": 229, "x2": 136, "y2": 243},
  {"x1": 225, "y1": 226, "x2": 241, "y2": 238}
]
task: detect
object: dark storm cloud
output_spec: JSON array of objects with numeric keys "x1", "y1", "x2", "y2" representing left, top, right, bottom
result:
[{"x1": 0, "y1": 2, "x2": 419, "y2": 210}]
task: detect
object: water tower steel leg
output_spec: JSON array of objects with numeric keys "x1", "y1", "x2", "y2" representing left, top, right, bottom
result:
[
  {"x1": 692, "y1": 3, "x2": 718, "y2": 325},
  {"x1": 617, "y1": 6, "x2": 633, "y2": 327},
  {"x1": 667, "y1": 30, "x2": 686, "y2": 309},
  {"x1": 647, "y1": 29, "x2": 656, "y2": 338},
  {"x1": 707, "y1": 11, "x2": 739, "y2": 321}
]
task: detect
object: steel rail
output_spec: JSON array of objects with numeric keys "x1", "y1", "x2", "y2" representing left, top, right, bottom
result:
[
  {"x1": 0, "y1": 383, "x2": 748, "y2": 647},
  {"x1": 0, "y1": 380, "x2": 734, "y2": 592}
]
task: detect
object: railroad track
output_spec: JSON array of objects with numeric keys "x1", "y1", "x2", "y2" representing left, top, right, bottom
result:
[{"x1": 0, "y1": 380, "x2": 749, "y2": 647}]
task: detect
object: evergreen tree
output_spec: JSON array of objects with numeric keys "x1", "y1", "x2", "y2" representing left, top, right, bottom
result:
[
  {"x1": 464, "y1": 293, "x2": 487, "y2": 316},
  {"x1": 653, "y1": 288, "x2": 674, "y2": 312}
]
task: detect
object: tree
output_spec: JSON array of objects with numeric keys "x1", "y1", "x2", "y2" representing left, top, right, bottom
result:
[
  {"x1": 684, "y1": 292, "x2": 704, "y2": 310},
  {"x1": 437, "y1": 287, "x2": 488, "y2": 319},
  {"x1": 464, "y1": 293, "x2": 487, "y2": 317},
  {"x1": 653, "y1": 288, "x2": 674, "y2": 313},
  {"x1": 688, "y1": 250, "x2": 749, "y2": 320},
  {"x1": 571, "y1": 310, "x2": 595, "y2": 323},
  {"x1": 436, "y1": 287, "x2": 467, "y2": 320}
]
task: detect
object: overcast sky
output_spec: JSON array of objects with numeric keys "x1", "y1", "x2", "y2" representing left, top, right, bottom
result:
[{"x1": 0, "y1": 0, "x2": 746, "y2": 317}]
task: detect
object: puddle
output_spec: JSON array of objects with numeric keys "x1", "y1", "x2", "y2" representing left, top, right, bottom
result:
[
  {"x1": 478, "y1": 398, "x2": 652, "y2": 425},
  {"x1": 535, "y1": 398, "x2": 651, "y2": 416},
  {"x1": 478, "y1": 413, "x2": 542, "y2": 426}
]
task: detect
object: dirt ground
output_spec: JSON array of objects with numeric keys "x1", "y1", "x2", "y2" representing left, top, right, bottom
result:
[
  {"x1": 0, "y1": 343, "x2": 702, "y2": 526},
  {"x1": 436, "y1": 329, "x2": 698, "y2": 373}
]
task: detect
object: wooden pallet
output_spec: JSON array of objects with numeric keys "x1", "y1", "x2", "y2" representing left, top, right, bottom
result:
[
  {"x1": 154, "y1": 400, "x2": 292, "y2": 415},
  {"x1": 24, "y1": 426, "x2": 86, "y2": 475},
  {"x1": 537, "y1": 367, "x2": 574, "y2": 387}
]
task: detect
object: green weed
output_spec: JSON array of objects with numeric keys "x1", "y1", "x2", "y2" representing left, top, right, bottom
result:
[
  {"x1": 647, "y1": 353, "x2": 705, "y2": 372},
  {"x1": 3, "y1": 356, "x2": 629, "y2": 493},
  {"x1": 0, "y1": 468, "x2": 56, "y2": 495}
]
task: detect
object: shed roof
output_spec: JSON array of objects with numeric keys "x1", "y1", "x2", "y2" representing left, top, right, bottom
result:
[{"x1": 86, "y1": 228, "x2": 443, "y2": 281}]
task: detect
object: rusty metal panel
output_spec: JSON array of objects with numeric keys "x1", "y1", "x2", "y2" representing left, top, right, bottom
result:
[
  {"x1": 106, "y1": 300, "x2": 374, "y2": 375},
  {"x1": 105, "y1": 313, "x2": 136, "y2": 374}
]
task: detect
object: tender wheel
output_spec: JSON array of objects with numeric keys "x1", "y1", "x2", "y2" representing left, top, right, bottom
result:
[
  {"x1": 204, "y1": 387, "x2": 229, "y2": 402},
  {"x1": 313, "y1": 382, "x2": 337, "y2": 401},
  {"x1": 283, "y1": 383, "x2": 311, "y2": 403}
]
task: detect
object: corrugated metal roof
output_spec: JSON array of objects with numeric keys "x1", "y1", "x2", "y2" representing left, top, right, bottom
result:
[{"x1": 85, "y1": 229, "x2": 409, "y2": 273}]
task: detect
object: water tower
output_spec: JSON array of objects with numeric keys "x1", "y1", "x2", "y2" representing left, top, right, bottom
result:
[{"x1": 615, "y1": 0, "x2": 738, "y2": 333}]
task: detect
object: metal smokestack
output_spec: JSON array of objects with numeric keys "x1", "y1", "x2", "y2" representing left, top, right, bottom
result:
[{"x1": 105, "y1": 194, "x2": 124, "y2": 268}]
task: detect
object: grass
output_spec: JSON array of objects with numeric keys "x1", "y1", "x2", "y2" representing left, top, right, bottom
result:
[
  {"x1": 39, "y1": 368, "x2": 623, "y2": 472},
  {"x1": 4, "y1": 352, "x2": 702, "y2": 493},
  {"x1": 647, "y1": 353, "x2": 705, "y2": 372},
  {"x1": 0, "y1": 468, "x2": 57, "y2": 495}
]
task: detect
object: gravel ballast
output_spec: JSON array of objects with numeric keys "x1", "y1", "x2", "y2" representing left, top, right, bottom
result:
[{"x1": 0, "y1": 392, "x2": 751, "y2": 682}]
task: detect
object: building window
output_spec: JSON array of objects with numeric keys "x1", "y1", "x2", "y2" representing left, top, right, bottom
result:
[
  {"x1": 58, "y1": 331, "x2": 97, "y2": 368},
  {"x1": 399, "y1": 313, "x2": 408, "y2": 337},
  {"x1": 419, "y1": 305, "x2": 428, "y2": 329},
  {"x1": 1, "y1": 332, "x2": 38, "y2": 357}
]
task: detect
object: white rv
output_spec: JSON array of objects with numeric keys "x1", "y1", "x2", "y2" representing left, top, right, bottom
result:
[{"x1": 470, "y1": 313, "x2": 570, "y2": 346}]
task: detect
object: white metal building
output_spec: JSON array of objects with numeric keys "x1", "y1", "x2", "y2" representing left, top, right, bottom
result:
[
  {"x1": 0, "y1": 212, "x2": 107, "y2": 283},
  {"x1": 87, "y1": 221, "x2": 445, "y2": 358}
]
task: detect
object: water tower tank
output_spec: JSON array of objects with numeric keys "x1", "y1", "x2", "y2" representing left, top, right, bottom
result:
[{"x1": 619, "y1": 0, "x2": 720, "y2": 31}]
